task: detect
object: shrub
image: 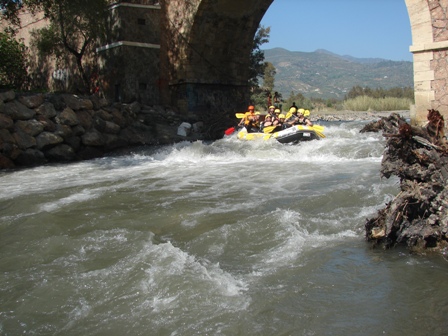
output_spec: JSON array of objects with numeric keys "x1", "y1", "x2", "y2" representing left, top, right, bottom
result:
[{"x1": 0, "y1": 32, "x2": 28, "y2": 89}]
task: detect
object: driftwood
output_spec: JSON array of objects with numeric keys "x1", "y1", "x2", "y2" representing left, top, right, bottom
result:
[{"x1": 361, "y1": 110, "x2": 448, "y2": 254}]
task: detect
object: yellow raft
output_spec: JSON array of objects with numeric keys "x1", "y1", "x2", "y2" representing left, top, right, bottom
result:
[{"x1": 237, "y1": 125, "x2": 325, "y2": 144}]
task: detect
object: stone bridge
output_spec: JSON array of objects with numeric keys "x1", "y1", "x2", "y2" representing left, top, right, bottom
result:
[{"x1": 102, "y1": 0, "x2": 448, "y2": 125}]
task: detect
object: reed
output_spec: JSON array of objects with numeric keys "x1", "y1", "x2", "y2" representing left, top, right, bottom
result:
[{"x1": 343, "y1": 96, "x2": 413, "y2": 111}]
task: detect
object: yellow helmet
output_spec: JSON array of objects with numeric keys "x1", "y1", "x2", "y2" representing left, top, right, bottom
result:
[
  {"x1": 274, "y1": 108, "x2": 281, "y2": 114},
  {"x1": 298, "y1": 108, "x2": 305, "y2": 114},
  {"x1": 269, "y1": 105, "x2": 275, "y2": 109},
  {"x1": 279, "y1": 114, "x2": 285, "y2": 118},
  {"x1": 255, "y1": 111, "x2": 261, "y2": 115},
  {"x1": 289, "y1": 107, "x2": 297, "y2": 113},
  {"x1": 304, "y1": 109, "x2": 310, "y2": 117}
]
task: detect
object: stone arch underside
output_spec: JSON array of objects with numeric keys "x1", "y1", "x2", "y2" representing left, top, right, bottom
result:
[{"x1": 160, "y1": 0, "x2": 272, "y2": 115}]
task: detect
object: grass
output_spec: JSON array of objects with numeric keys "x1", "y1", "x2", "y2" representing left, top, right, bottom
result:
[{"x1": 342, "y1": 95, "x2": 413, "y2": 111}]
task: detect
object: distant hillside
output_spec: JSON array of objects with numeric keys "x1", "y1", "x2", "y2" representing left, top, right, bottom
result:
[{"x1": 263, "y1": 48, "x2": 414, "y2": 100}]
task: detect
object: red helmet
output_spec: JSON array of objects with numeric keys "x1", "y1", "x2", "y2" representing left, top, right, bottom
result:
[{"x1": 248, "y1": 105, "x2": 255, "y2": 111}]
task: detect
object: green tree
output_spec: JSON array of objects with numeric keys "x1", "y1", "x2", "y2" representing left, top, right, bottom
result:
[
  {"x1": 0, "y1": 31, "x2": 28, "y2": 89},
  {"x1": 2, "y1": 0, "x2": 108, "y2": 93},
  {"x1": 249, "y1": 25, "x2": 270, "y2": 89},
  {"x1": 263, "y1": 61, "x2": 276, "y2": 92}
]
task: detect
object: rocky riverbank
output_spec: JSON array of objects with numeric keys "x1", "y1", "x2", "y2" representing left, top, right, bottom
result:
[
  {"x1": 0, "y1": 91, "x2": 204, "y2": 170},
  {"x1": 361, "y1": 111, "x2": 448, "y2": 255},
  {"x1": 312, "y1": 110, "x2": 410, "y2": 122},
  {"x1": 0, "y1": 90, "x2": 410, "y2": 171}
]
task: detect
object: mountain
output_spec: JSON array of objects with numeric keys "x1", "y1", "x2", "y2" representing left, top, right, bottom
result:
[{"x1": 263, "y1": 48, "x2": 414, "y2": 100}]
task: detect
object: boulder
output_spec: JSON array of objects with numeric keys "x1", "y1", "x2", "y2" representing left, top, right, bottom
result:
[
  {"x1": 15, "y1": 120, "x2": 44, "y2": 137},
  {"x1": 36, "y1": 132, "x2": 64, "y2": 150},
  {"x1": 0, "y1": 90, "x2": 15, "y2": 103},
  {"x1": 13, "y1": 129, "x2": 36, "y2": 149},
  {"x1": 0, "y1": 114, "x2": 14, "y2": 130},
  {"x1": 0, "y1": 129, "x2": 14, "y2": 143},
  {"x1": 61, "y1": 94, "x2": 93, "y2": 110},
  {"x1": 56, "y1": 107, "x2": 79, "y2": 126},
  {"x1": 35, "y1": 102, "x2": 57, "y2": 119},
  {"x1": 36, "y1": 115, "x2": 57, "y2": 132},
  {"x1": 77, "y1": 110, "x2": 93, "y2": 130},
  {"x1": 18, "y1": 94, "x2": 44, "y2": 109},
  {"x1": 0, "y1": 153, "x2": 15, "y2": 169},
  {"x1": 81, "y1": 130, "x2": 105, "y2": 146},
  {"x1": 54, "y1": 124, "x2": 73, "y2": 139},
  {"x1": 45, "y1": 144, "x2": 76, "y2": 161},
  {"x1": 15, "y1": 148, "x2": 46, "y2": 166},
  {"x1": 4, "y1": 100, "x2": 36, "y2": 120}
]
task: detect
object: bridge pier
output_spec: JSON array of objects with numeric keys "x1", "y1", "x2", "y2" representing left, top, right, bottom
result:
[
  {"x1": 169, "y1": 82, "x2": 250, "y2": 116},
  {"x1": 406, "y1": 0, "x2": 448, "y2": 125}
]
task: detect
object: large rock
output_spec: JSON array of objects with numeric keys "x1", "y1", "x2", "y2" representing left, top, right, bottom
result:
[
  {"x1": 4, "y1": 100, "x2": 36, "y2": 120},
  {"x1": 0, "y1": 153, "x2": 15, "y2": 169},
  {"x1": 15, "y1": 148, "x2": 46, "y2": 166},
  {"x1": 13, "y1": 129, "x2": 36, "y2": 149},
  {"x1": 56, "y1": 107, "x2": 80, "y2": 126},
  {"x1": 18, "y1": 94, "x2": 44, "y2": 109},
  {"x1": 36, "y1": 132, "x2": 64, "y2": 150},
  {"x1": 0, "y1": 129, "x2": 14, "y2": 143},
  {"x1": 54, "y1": 124, "x2": 73, "y2": 139},
  {"x1": 61, "y1": 94, "x2": 93, "y2": 111},
  {"x1": 45, "y1": 144, "x2": 75, "y2": 161},
  {"x1": 15, "y1": 120, "x2": 44, "y2": 137},
  {"x1": 36, "y1": 115, "x2": 57, "y2": 132},
  {"x1": 81, "y1": 129, "x2": 105, "y2": 146},
  {"x1": 0, "y1": 114, "x2": 14, "y2": 130},
  {"x1": 35, "y1": 102, "x2": 57, "y2": 119},
  {"x1": 0, "y1": 90, "x2": 15, "y2": 103},
  {"x1": 77, "y1": 110, "x2": 93, "y2": 129}
]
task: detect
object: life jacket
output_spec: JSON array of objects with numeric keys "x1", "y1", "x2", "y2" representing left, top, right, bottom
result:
[
  {"x1": 296, "y1": 117, "x2": 310, "y2": 125},
  {"x1": 242, "y1": 112, "x2": 255, "y2": 125},
  {"x1": 285, "y1": 114, "x2": 298, "y2": 125}
]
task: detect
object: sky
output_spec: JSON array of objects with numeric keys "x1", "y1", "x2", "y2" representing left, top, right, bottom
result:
[{"x1": 260, "y1": 0, "x2": 413, "y2": 61}]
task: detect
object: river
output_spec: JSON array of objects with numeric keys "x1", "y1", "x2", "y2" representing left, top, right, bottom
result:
[{"x1": 1, "y1": 120, "x2": 447, "y2": 336}]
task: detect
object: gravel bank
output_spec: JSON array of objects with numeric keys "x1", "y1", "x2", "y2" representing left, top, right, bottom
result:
[{"x1": 311, "y1": 110, "x2": 410, "y2": 122}]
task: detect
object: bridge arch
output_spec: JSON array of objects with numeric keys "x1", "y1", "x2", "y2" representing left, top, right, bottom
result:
[{"x1": 158, "y1": 0, "x2": 447, "y2": 125}]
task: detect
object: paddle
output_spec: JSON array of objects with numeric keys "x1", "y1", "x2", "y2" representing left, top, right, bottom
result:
[
  {"x1": 310, "y1": 124, "x2": 324, "y2": 132},
  {"x1": 315, "y1": 130, "x2": 326, "y2": 138},
  {"x1": 235, "y1": 113, "x2": 246, "y2": 119},
  {"x1": 263, "y1": 125, "x2": 277, "y2": 133}
]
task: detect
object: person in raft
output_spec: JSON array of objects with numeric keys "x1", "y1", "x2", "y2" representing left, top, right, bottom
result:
[
  {"x1": 260, "y1": 114, "x2": 280, "y2": 132},
  {"x1": 245, "y1": 112, "x2": 262, "y2": 133},
  {"x1": 295, "y1": 109, "x2": 313, "y2": 126},
  {"x1": 238, "y1": 105, "x2": 256, "y2": 128}
]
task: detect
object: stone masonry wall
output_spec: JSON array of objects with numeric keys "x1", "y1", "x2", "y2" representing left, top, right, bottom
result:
[
  {"x1": 430, "y1": 1, "x2": 448, "y2": 119},
  {"x1": 0, "y1": 91, "x2": 193, "y2": 170}
]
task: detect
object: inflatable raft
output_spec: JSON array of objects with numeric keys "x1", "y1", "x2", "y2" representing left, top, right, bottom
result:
[{"x1": 236, "y1": 125, "x2": 325, "y2": 144}]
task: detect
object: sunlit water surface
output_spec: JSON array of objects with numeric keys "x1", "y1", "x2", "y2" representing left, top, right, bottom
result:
[{"x1": 1, "y1": 121, "x2": 447, "y2": 336}]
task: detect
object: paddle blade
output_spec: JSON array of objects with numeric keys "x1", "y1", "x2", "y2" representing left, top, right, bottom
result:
[
  {"x1": 235, "y1": 113, "x2": 246, "y2": 119},
  {"x1": 263, "y1": 126, "x2": 277, "y2": 133},
  {"x1": 224, "y1": 127, "x2": 235, "y2": 135},
  {"x1": 311, "y1": 125, "x2": 324, "y2": 132}
]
